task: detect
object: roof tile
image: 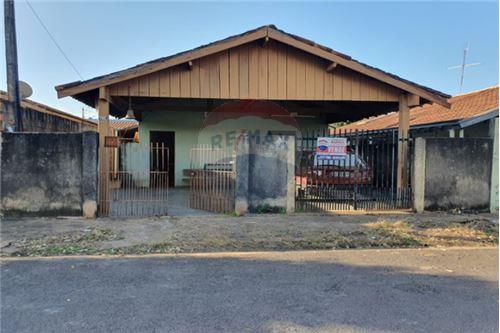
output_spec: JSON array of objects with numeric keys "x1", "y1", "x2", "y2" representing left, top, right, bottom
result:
[{"x1": 338, "y1": 86, "x2": 498, "y2": 131}]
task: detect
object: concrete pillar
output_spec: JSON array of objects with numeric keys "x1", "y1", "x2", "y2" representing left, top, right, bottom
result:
[
  {"x1": 412, "y1": 137, "x2": 426, "y2": 213},
  {"x1": 490, "y1": 118, "x2": 499, "y2": 213},
  {"x1": 286, "y1": 135, "x2": 296, "y2": 213},
  {"x1": 234, "y1": 135, "x2": 249, "y2": 215},
  {"x1": 81, "y1": 132, "x2": 98, "y2": 218},
  {"x1": 234, "y1": 134, "x2": 296, "y2": 215}
]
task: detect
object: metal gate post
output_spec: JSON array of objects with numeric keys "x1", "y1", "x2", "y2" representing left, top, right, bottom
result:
[{"x1": 353, "y1": 130, "x2": 359, "y2": 210}]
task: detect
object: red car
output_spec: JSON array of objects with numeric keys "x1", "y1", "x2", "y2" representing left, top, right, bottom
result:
[{"x1": 296, "y1": 151, "x2": 373, "y2": 188}]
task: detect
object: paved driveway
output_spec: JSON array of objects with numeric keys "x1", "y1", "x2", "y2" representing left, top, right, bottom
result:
[{"x1": 1, "y1": 248, "x2": 498, "y2": 333}]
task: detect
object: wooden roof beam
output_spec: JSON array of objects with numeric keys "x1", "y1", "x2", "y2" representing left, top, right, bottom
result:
[
  {"x1": 326, "y1": 62, "x2": 338, "y2": 72},
  {"x1": 260, "y1": 36, "x2": 270, "y2": 47},
  {"x1": 407, "y1": 93, "x2": 420, "y2": 107}
]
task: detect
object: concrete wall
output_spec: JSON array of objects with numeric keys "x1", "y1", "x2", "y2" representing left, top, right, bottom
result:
[
  {"x1": 490, "y1": 118, "x2": 499, "y2": 213},
  {"x1": 413, "y1": 137, "x2": 493, "y2": 212},
  {"x1": 412, "y1": 119, "x2": 495, "y2": 139},
  {"x1": 0, "y1": 132, "x2": 98, "y2": 217},
  {"x1": 139, "y1": 110, "x2": 326, "y2": 186},
  {"x1": 234, "y1": 134, "x2": 295, "y2": 214}
]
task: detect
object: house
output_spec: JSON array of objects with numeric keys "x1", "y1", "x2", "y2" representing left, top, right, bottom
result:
[
  {"x1": 55, "y1": 25, "x2": 451, "y2": 215},
  {"x1": 0, "y1": 90, "x2": 97, "y2": 132},
  {"x1": 337, "y1": 86, "x2": 498, "y2": 138}
]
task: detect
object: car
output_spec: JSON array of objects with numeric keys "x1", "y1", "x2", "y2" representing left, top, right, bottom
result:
[{"x1": 295, "y1": 149, "x2": 373, "y2": 189}]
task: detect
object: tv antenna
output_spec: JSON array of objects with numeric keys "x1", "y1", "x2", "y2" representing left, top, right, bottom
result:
[{"x1": 448, "y1": 43, "x2": 480, "y2": 93}]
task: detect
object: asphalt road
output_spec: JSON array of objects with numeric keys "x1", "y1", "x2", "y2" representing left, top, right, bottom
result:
[{"x1": 1, "y1": 248, "x2": 498, "y2": 333}]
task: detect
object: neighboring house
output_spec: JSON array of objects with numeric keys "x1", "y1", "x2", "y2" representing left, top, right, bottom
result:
[
  {"x1": 0, "y1": 90, "x2": 97, "y2": 132},
  {"x1": 89, "y1": 118, "x2": 138, "y2": 140},
  {"x1": 338, "y1": 86, "x2": 499, "y2": 138},
  {"x1": 109, "y1": 119, "x2": 138, "y2": 139}
]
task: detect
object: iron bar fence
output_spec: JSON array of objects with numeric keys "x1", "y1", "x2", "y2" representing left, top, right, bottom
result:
[
  {"x1": 296, "y1": 128, "x2": 413, "y2": 212},
  {"x1": 99, "y1": 142, "x2": 169, "y2": 217},
  {"x1": 189, "y1": 145, "x2": 235, "y2": 213}
]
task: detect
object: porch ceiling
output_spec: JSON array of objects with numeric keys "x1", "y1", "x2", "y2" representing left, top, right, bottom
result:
[{"x1": 110, "y1": 96, "x2": 398, "y2": 124}]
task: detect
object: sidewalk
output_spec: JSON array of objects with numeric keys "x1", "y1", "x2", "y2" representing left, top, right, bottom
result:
[{"x1": 1, "y1": 212, "x2": 497, "y2": 256}]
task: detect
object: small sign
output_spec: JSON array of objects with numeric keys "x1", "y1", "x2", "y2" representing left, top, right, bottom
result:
[
  {"x1": 104, "y1": 136, "x2": 119, "y2": 148},
  {"x1": 316, "y1": 137, "x2": 347, "y2": 159}
]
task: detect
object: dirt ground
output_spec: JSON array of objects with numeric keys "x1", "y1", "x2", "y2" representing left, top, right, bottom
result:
[{"x1": 1, "y1": 212, "x2": 498, "y2": 256}]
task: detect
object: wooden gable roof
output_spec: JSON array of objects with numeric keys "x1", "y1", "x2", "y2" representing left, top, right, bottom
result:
[{"x1": 55, "y1": 25, "x2": 450, "y2": 107}]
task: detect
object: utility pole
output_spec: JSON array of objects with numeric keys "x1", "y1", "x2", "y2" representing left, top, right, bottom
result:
[
  {"x1": 4, "y1": 0, "x2": 22, "y2": 132},
  {"x1": 448, "y1": 43, "x2": 480, "y2": 93}
]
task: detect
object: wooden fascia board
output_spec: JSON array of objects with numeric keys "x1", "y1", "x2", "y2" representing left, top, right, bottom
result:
[
  {"x1": 267, "y1": 28, "x2": 450, "y2": 108},
  {"x1": 56, "y1": 27, "x2": 268, "y2": 98}
]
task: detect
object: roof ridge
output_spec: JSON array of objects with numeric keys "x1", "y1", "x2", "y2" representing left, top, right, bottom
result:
[{"x1": 451, "y1": 85, "x2": 499, "y2": 98}]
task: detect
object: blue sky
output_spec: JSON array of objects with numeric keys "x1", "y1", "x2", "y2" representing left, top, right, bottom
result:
[{"x1": 1, "y1": 1, "x2": 498, "y2": 117}]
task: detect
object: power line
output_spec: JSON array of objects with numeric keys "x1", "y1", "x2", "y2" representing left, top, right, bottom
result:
[{"x1": 25, "y1": 0, "x2": 84, "y2": 80}]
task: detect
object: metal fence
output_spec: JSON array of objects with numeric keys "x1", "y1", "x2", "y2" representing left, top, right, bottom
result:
[
  {"x1": 188, "y1": 145, "x2": 235, "y2": 213},
  {"x1": 99, "y1": 142, "x2": 169, "y2": 217},
  {"x1": 296, "y1": 128, "x2": 413, "y2": 211}
]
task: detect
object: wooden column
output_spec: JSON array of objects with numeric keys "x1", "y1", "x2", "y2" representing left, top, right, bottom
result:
[
  {"x1": 97, "y1": 87, "x2": 110, "y2": 215},
  {"x1": 397, "y1": 93, "x2": 419, "y2": 188}
]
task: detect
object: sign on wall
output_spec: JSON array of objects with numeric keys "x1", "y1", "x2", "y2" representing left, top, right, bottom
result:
[
  {"x1": 316, "y1": 137, "x2": 347, "y2": 159},
  {"x1": 104, "y1": 136, "x2": 119, "y2": 148}
]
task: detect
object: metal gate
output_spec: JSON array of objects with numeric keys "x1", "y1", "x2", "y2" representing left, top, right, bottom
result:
[
  {"x1": 296, "y1": 129, "x2": 413, "y2": 211},
  {"x1": 99, "y1": 141, "x2": 169, "y2": 217},
  {"x1": 188, "y1": 145, "x2": 235, "y2": 213}
]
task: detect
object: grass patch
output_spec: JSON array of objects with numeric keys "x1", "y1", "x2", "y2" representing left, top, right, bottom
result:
[
  {"x1": 339, "y1": 220, "x2": 422, "y2": 248},
  {"x1": 362, "y1": 219, "x2": 498, "y2": 248},
  {"x1": 12, "y1": 228, "x2": 123, "y2": 257}
]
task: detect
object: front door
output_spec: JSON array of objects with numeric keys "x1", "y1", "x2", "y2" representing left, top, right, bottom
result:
[{"x1": 150, "y1": 131, "x2": 175, "y2": 187}]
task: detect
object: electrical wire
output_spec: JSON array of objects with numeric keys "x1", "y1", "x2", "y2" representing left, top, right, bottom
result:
[{"x1": 25, "y1": 0, "x2": 84, "y2": 80}]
